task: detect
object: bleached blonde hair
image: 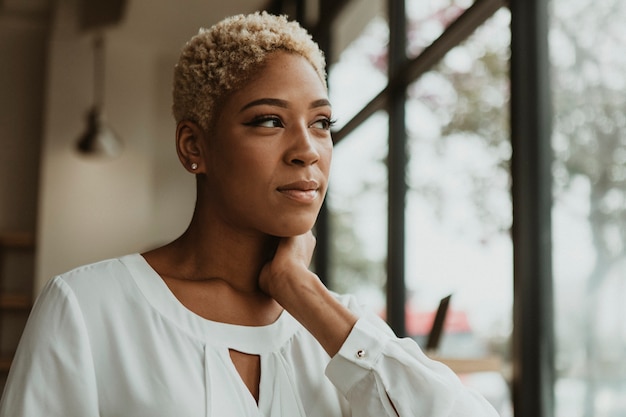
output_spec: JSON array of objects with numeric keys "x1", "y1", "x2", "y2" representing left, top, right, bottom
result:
[{"x1": 172, "y1": 11, "x2": 327, "y2": 132}]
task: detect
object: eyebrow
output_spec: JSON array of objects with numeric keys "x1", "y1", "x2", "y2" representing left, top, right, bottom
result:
[{"x1": 240, "y1": 98, "x2": 331, "y2": 112}]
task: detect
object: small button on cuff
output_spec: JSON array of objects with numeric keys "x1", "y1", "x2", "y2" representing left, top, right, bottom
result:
[{"x1": 355, "y1": 349, "x2": 366, "y2": 359}]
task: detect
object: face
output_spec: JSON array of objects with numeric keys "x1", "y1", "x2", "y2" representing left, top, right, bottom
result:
[{"x1": 201, "y1": 52, "x2": 333, "y2": 238}]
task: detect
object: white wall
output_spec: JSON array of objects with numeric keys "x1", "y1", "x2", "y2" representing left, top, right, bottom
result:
[{"x1": 35, "y1": 0, "x2": 195, "y2": 291}]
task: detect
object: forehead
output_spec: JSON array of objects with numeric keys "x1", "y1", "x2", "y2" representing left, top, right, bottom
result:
[{"x1": 227, "y1": 52, "x2": 329, "y2": 109}]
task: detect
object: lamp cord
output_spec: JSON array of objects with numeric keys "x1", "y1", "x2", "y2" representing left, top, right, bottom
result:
[{"x1": 92, "y1": 34, "x2": 104, "y2": 111}]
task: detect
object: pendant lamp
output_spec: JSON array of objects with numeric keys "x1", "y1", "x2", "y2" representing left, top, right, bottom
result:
[{"x1": 76, "y1": 35, "x2": 122, "y2": 158}]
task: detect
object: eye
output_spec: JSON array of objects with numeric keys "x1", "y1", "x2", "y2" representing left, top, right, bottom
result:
[
  {"x1": 244, "y1": 115, "x2": 284, "y2": 128},
  {"x1": 311, "y1": 117, "x2": 337, "y2": 131}
]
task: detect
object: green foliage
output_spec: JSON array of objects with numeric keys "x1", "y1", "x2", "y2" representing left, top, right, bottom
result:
[
  {"x1": 551, "y1": 0, "x2": 626, "y2": 282},
  {"x1": 327, "y1": 209, "x2": 386, "y2": 295}
]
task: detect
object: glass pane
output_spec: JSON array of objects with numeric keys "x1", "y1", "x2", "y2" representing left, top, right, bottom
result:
[
  {"x1": 406, "y1": 0, "x2": 473, "y2": 59},
  {"x1": 405, "y1": 9, "x2": 513, "y2": 415},
  {"x1": 550, "y1": 0, "x2": 626, "y2": 416},
  {"x1": 328, "y1": 14, "x2": 387, "y2": 130},
  {"x1": 327, "y1": 7, "x2": 389, "y2": 311},
  {"x1": 327, "y1": 112, "x2": 388, "y2": 313},
  {"x1": 406, "y1": 6, "x2": 511, "y2": 349}
]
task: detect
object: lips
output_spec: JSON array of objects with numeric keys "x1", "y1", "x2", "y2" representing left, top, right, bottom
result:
[{"x1": 277, "y1": 180, "x2": 320, "y2": 203}]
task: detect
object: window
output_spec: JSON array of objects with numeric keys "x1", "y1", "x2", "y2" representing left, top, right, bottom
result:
[
  {"x1": 550, "y1": 0, "x2": 626, "y2": 415},
  {"x1": 327, "y1": 1, "x2": 512, "y2": 413},
  {"x1": 404, "y1": 9, "x2": 511, "y2": 357},
  {"x1": 313, "y1": 0, "x2": 626, "y2": 414}
]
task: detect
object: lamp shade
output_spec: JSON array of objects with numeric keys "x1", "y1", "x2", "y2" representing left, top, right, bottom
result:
[
  {"x1": 75, "y1": 34, "x2": 122, "y2": 159},
  {"x1": 76, "y1": 106, "x2": 122, "y2": 158}
]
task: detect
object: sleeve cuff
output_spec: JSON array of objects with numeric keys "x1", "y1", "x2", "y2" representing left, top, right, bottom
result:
[{"x1": 325, "y1": 317, "x2": 390, "y2": 395}]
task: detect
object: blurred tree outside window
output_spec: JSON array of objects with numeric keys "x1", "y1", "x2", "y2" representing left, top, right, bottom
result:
[
  {"x1": 328, "y1": 1, "x2": 512, "y2": 367},
  {"x1": 550, "y1": 0, "x2": 626, "y2": 416},
  {"x1": 328, "y1": 13, "x2": 389, "y2": 311},
  {"x1": 404, "y1": 8, "x2": 512, "y2": 359},
  {"x1": 405, "y1": 0, "x2": 472, "y2": 59},
  {"x1": 328, "y1": 0, "x2": 626, "y2": 415},
  {"x1": 328, "y1": 5, "x2": 512, "y2": 414},
  {"x1": 327, "y1": 112, "x2": 389, "y2": 310},
  {"x1": 402, "y1": 9, "x2": 513, "y2": 416},
  {"x1": 329, "y1": 16, "x2": 388, "y2": 131}
]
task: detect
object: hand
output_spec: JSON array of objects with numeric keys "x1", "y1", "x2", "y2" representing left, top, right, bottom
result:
[
  {"x1": 259, "y1": 231, "x2": 358, "y2": 357},
  {"x1": 258, "y1": 231, "x2": 317, "y2": 302}
]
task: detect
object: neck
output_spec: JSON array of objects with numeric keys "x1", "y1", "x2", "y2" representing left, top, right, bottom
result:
[{"x1": 146, "y1": 210, "x2": 278, "y2": 294}]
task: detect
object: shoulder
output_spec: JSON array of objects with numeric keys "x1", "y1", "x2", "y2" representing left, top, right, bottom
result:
[
  {"x1": 57, "y1": 255, "x2": 134, "y2": 283},
  {"x1": 41, "y1": 254, "x2": 141, "y2": 307}
]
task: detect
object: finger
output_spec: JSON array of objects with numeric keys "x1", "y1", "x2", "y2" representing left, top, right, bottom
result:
[{"x1": 275, "y1": 233, "x2": 315, "y2": 265}]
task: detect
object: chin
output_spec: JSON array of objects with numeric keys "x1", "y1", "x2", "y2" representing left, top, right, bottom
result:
[{"x1": 268, "y1": 218, "x2": 318, "y2": 238}]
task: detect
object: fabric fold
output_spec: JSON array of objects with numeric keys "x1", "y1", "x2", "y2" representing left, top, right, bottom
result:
[{"x1": 264, "y1": 353, "x2": 306, "y2": 417}]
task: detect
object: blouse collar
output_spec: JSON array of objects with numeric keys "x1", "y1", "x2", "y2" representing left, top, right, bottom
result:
[{"x1": 120, "y1": 253, "x2": 301, "y2": 354}]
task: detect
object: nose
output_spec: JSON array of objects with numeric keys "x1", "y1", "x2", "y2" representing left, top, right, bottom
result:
[{"x1": 285, "y1": 124, "x2": 321, "y2": 167}]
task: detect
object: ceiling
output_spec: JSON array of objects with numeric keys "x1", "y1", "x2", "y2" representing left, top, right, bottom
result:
[
  {"x1": 114, "y1": 0, "x2": 269, "y2": 54},
  {"x1": 0, "y1": 0, "x2": 269, "y2": 54},
  {"x1": 1, "y1": 0, "x2": 378, "y2": 63},
  {"x1": 113, "y1": 0, "x2": 380, "y2": 63}
]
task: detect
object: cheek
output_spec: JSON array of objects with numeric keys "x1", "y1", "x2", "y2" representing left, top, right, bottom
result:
[
  {"x1": 320, "y1": 143, "x2": 333, "y2": 174},
  {"x1": 214, "y1": 139, "x2": 267, "y2": 171},
  {"x1": 221, "y1": 147, "x2": 279, "y2": 194}
]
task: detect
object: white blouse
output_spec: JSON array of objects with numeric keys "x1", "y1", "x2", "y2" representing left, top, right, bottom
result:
[{"x1": 0, "y1": 254, "x2": 499, "y2": 416}]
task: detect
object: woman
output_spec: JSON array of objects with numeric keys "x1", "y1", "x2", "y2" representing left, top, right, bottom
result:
[{"x1": 0, "y1": 12, "x2": 499, "y2": 417}]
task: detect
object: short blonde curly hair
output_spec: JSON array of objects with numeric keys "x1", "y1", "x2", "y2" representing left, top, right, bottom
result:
[{"x1": 172, "y1": 11, "x2": 327, "y2": 132}]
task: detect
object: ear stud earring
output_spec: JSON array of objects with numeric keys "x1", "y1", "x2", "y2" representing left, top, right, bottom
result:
[{"x1": 191, "y1": 163, "x2": 198, "y2": 170}]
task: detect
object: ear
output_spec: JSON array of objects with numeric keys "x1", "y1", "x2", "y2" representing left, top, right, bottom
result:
[{"x1": 176, "y1": 120, "x2": 205, "y2": 173}]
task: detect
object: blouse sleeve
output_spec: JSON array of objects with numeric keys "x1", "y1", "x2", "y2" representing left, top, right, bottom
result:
[
  {"x1": 0, "y1": 276, "x2": 99, "y2": 417},
  {"x1": 325, "y1": 310, "x2": 500, "y2": 417}
]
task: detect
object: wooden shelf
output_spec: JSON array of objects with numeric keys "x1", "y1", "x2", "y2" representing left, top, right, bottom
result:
[
  {"x1": 0, "y1": 356, "x2": 13, "y2": 372},
  {"x1": 0, "y1": 294, "x2": 32, "y2": 311},
  {"x1": 0, "y1": 232, "x2": 35, "y2": 249},
  {"x1": 0, "y1": 231, "x2": 36, "y2": 381}
]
